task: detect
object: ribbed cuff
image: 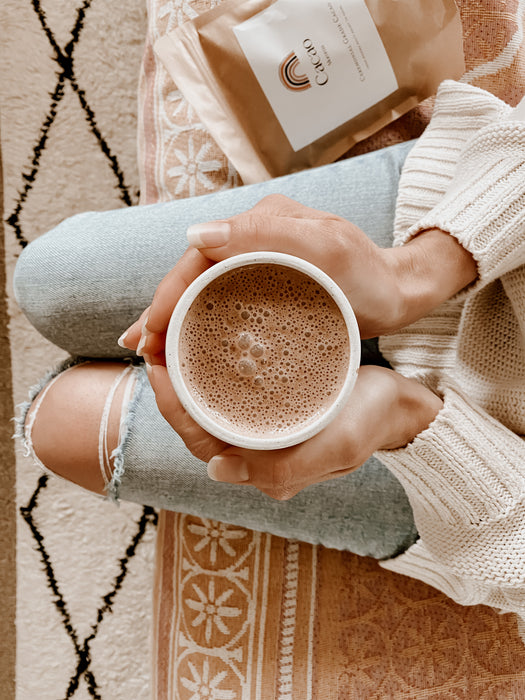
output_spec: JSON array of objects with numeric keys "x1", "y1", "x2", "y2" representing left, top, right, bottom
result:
[
  {"x1": 377, "y1": 385, "x2": 525, "y2": 585},
  {"x1": 393, "y1": 80, "x2": 511, "y2": 241},
  {"x1": 381, "y1": 540, "x2": 525, "y2": 618},
  {"x1": 380, "y1": 540, "x2": 485, "y2": 605},
  {"x1": 405, "y1": 121, "x2": 525, "y2": 288}
]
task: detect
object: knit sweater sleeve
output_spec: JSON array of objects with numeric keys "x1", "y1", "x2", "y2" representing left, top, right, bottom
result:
[
  {"x1": 401, "y1": 107, "x2": 525, "y2": 289},
  {"x1": 375, "y1": 83, "x2": 525, "y2": 615},
  {"x1": 376, "y1": 385, "x2": 525, "y2": 590},
  {"x1": 392, "y1": 80, "x2": 512, "y2": 237}
]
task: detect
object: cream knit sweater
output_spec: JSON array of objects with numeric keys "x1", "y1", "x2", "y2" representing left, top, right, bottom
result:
[{"x1": 375, "y1": 80, "x2": 525, "y2": 619}]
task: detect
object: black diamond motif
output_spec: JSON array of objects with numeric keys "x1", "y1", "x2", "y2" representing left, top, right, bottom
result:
[
  {"x1": 7, "y1": 1, "x2": 156, "y2": 698},
  {"x1": 20, "y1": 477, "x2": 158, "y2": 699},
  {"x1": 6, "y1": 0, "x2": 138, "y2": 249}
]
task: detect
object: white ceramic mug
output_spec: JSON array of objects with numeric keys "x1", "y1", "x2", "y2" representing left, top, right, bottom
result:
[{"x1": 165, "y1": 252, "x2": 361, "y2": 449}]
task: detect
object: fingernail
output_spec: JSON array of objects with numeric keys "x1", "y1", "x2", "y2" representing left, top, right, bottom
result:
[
  {"x1": 207, "y1": 455, "x2": 249, "y2": 482},
  {"x1": 187, "y1": 221, "x2": 230, "y2": 248},
  {"x1": 136, "y1": 315, "x2": 151, "y2": 357},
  {"x1": 117, "y1": 330, "x2": 130, "y2": 348},
  {"x1": 137, "y1": 331, "x2": 152, "y2": 357}
]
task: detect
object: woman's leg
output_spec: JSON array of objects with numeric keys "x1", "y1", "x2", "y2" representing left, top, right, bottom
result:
[
  {"x1": 16, "y1": 140, "x2": 417, "y2": 559},
  {"x1": 22, "y1": 361, "x2": 138, "y2": 496},
  {"x1": 118, "y1": 366, "x2": 417, "y2": 559},
  {"x1": 14, "y1": 141, "x2": 414, "y2": 357},
  {"x1": 23, "y1": 359, "x2": 417, "y2": 559}
]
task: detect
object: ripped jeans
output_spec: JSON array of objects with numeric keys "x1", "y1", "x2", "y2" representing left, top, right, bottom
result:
[{"x1": 14, "y1": 139, "x2": 418, "y2": 560}]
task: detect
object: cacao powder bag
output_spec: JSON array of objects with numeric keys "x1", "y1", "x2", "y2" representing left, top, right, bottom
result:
[{"x1": 155, "y1": 0, "x2": 465, "y2": 183}]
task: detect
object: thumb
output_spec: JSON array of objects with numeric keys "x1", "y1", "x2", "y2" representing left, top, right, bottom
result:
[
  {"x1": 206, "y1": 418, "x2": 357, "y2": 501},
  {"x1": 206, "y1": 447, "x2": 303, "y2": 501}
]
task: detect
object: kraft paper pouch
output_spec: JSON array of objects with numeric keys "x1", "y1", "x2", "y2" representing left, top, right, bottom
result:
[{"x1": 155, "y1": 0, "x2": 465, "y2": 183}]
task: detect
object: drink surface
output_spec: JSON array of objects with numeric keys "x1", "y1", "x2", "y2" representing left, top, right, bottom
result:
[{"x1": 179, "y1": 263, "x2": 350, "y2": 438}]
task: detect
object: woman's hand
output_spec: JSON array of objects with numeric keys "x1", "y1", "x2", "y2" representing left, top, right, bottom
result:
[
  {"x1": 117, "y1": 194, "x2": 469, "y2": 496},
  {"x1": 146, "y1": 363, "x2": 443, "y2": 500},
  {"x1": 120, "y1": 194, "x2": 477, "y2": 356},
  {"x1": 119, "y1": 194, "x2": 404, "y2": 354},
  {"x1": 182, "y1": 194, "x2": 407, "y2": 338},
  {"x1": 119, "y1": 245, "x2": 213, "y2": 365}
]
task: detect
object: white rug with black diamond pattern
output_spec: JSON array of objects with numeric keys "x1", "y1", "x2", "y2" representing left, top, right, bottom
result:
[{"x1": 1, "y1": 1, "x2": 158, "y2": 698}]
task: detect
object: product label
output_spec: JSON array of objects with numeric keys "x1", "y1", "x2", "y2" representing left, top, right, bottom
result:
[{"x1": 233, "y1": 0, "x2": 398, "y2": 151}]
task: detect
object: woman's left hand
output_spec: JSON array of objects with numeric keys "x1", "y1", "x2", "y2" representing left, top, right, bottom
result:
[{"x1": 145, "y1": 363, "x2": 442, "y2": 500}]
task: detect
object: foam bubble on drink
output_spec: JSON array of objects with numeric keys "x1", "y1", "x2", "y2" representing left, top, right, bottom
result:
[{"x1": 179, "y1": 263, "x2": 350, "y2": 437}]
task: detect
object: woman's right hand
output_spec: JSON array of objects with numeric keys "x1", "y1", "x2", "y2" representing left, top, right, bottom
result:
[
  {"x1": 121, "y1": 194, "x2": 404, "y2": 356},
  {"x1": 183, "y1": 194, "x2": 478, "y2": 337},
  {"x1": 183, "y1": 194, "x2": 406, "y2": 339},
  {"x1": 120, "y1": 194, "x2": 477, "y2": 358}
]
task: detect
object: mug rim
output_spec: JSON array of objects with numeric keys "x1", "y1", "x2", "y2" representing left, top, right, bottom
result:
[{"x1": 165, "y1": 251, "x2": 361, "y2": 450}]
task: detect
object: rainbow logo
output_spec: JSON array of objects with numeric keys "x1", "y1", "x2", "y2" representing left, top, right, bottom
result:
[{"x1": 279, "y1": 52, "x2": 311, "y2": 91}]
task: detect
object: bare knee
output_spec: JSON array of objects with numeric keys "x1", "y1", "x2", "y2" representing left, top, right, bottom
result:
[{"x1": 25, "y1": 362, "x2": 136, "y2": 495}]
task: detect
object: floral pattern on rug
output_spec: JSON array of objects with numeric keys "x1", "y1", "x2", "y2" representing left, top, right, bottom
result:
[{"x1": 139, "y1": 1, "x2": 525, "y2": 697}]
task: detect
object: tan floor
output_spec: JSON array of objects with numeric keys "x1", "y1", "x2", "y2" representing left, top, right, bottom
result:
[
  {"x1": 0, "y1": 129, "x2": 16, "y2": 700},
  {"x1": 0, "y1": 2, "x2": 157, "y2": 697}
]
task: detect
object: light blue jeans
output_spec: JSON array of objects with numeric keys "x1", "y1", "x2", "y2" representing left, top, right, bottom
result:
[{"x1": 14, "y1": 140, "x2": 418, "y2": 559}]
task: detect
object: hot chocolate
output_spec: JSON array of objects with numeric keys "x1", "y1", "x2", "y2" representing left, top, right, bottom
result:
[{"x1": 177, "y1": 262, "x2": 351, "y2": 439}]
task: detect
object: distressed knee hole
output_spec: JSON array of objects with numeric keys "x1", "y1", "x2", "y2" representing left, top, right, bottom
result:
[{"x1": 25, "y1": 362, "x2": 137, "y2": 495}]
